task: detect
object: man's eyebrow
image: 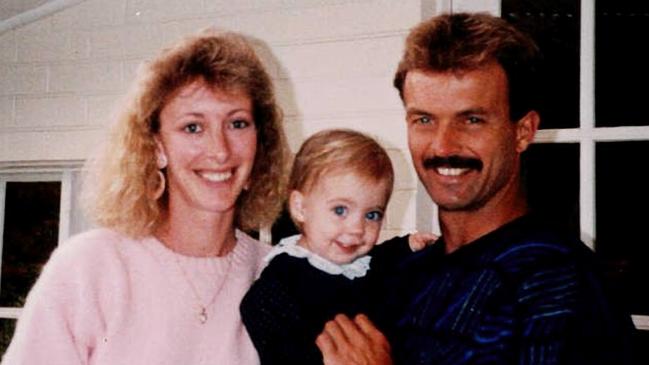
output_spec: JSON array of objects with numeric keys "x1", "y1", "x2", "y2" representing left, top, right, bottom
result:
[
  {"x1": 458, "y1": 108, "x2": 487, "y2": 115},
  {"x1": 405, "y1": 107, "x2": 431, "y2": 115}
]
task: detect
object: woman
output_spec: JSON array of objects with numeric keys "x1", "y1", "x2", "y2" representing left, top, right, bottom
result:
[{"x1": 3, "y1": 29, "x2": 288, "y2": 364}]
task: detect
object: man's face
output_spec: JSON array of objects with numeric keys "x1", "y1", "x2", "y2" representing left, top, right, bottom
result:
[{"x1": 403, "y1": 62, "x2": 536, "y2": 213}]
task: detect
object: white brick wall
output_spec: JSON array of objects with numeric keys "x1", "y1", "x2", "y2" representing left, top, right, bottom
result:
[
  {"x1": 48, "y1": 62, "x2": 123, "y2": 94},
  {"x1": 0, "y1": 97, "x2": 13, "y2": 128},
  {"x1": 0, "y1": 31, "x2": 16, "y2": 62},
  {"x1": 0, "y1": 0, "x2": 439, "y2": 235}
]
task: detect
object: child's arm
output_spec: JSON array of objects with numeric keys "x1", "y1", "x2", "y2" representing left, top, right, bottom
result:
[{"x1": 408, "y1": 231, "x2": 438, "y2": 251}]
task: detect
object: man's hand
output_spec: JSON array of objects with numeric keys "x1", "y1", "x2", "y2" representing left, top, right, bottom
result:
[{"x1": 316, "y1": 314, "x2": 393, "y2": 365}]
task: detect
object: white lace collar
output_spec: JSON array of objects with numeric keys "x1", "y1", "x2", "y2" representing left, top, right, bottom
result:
[{"x1": 264, "y1": 234, "x2": 371, "y2": 280}]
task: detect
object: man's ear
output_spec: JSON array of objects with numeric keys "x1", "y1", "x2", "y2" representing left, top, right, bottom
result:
[
  {"x1": 515, "y1": 110, "x2": 540, "y2": 153},
  {"x1": 288, "y1": 190, "x2": 306, "y2": 224},
  {"x1": 154, "y1": 137, "x2": 168, "y2": 169}
]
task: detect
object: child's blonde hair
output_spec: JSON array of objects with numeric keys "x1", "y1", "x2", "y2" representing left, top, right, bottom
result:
[{"x1": 288, "y1": 129, "x2": 394, "y2": 229}]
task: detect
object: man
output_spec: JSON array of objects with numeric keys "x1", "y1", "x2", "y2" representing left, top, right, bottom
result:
[{"x1": 317, "y1": 12, "x2": 634, "y2": 365}]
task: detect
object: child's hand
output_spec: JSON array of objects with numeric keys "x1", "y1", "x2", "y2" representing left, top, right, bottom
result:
[{"x1": 408, "y1": 232, "x2": 438, "y2": 251}]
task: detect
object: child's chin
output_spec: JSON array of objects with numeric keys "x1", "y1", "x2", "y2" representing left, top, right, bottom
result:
[{"x1": 332, "y1": 252, "x2": 361, "y2": 265}]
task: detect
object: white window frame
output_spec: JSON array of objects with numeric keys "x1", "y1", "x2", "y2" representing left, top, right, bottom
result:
[
  {"x1": 423, "y1": 0, "x2": 649, "y2": 330},
  {"x1": 0, "y1": 161, "x2": 85, "y2": 320}
]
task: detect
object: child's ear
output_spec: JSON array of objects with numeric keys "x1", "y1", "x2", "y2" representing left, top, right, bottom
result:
[{"x1": 289, "y1": 190, "x2": 306, "y2": 224}]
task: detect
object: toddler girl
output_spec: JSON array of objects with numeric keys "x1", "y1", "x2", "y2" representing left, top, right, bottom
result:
[{"x1": 240, "y1": 129, "x2": 434, "y2": 364}]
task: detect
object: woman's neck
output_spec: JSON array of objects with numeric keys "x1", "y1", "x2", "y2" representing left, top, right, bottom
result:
[{"x1": 155, "y1": 208, "x2": 237, "y2": 257}]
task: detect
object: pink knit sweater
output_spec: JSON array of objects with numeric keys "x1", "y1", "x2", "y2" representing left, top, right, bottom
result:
[{"x1": 3, "y1": 228, "x2": 270, "y2": 365}]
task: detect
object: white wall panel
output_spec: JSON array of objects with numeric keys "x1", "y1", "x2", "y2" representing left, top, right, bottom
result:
[
  {"x1": 276, "y1": 76, "x2": 402, "y2": 118},
  {"x1": 88, "y1": 28, "x2": 126, "y2": 59},
  {"x1": 120, "y1": 24, "x2": 167, "y2": 58},
  {"x1": 0, "y1": 31, "x2": 16, "y2": 62},
  {"x1": 203, "y1": 0, "x2": 371, "y2": 16},
  {"x1": 15, "y1": 22, "x2": 65, "y2": 63},
  {"x1": 388, "y1": 149, "x2": 418, "y2": 190},
  {"x1": 0, "y1": 97, "x2": 14, "y2": 128},
  {"x1": 50, "y1": 0, "x2": 126, "y2": 31},
  {"x1": 0, "y1": 66, "x2": 16, "y2": 95},
  {"x1": 159, "y1": 18, "x2": 220, "y2": 47},
  {"x1": 86, "y1": 94, "x2": 121, "y2": 128},
  {"x1": 207, "y1": 0, "x2": 420, "y2": 44},
  {"x1": 274, "y1": 35, "x2": 404, "y2": 80},
  {"x1": 15, "y1": 95, "x2": 86, "y2": 128},
  {"x1": 12, "y1": 64, "x2": 48, "y2": 94},
  {"x1": 121, "y1": 59, "x2": 142, "y2": 87},
  {"x1": 125, "y1": 0, "x2": 204, "y2": 24},
  {"x1": 0, "y1": 65, "x2": 38, "y2": 95},
  {"x1": 48, "y1": 62, "x2": 122, "y2": 94},
  {"x1": 386, "y1": 189, "x2": 417, "y2": 231},
  {"x1": 0, "y1": 129, "x2": 102, "y2": 161}
]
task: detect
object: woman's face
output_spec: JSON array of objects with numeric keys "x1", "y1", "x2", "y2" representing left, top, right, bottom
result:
[{"x1": 156, "y1": 79, "x2": 257, "y2": 217}]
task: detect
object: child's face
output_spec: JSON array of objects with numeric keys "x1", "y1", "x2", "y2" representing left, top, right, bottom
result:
[{"x1": 290, "y1": 170, "x2": 390, "y2": 264}]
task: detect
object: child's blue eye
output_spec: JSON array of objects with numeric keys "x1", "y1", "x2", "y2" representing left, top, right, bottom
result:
[
  {"x1": 333, "y1": 206, "x2": 347, "y2": 216},
  {"x1": 365, "y1": 211, "x2": 383, "y2": 221}
]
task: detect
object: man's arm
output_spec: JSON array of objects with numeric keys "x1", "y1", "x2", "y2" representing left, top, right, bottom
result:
[{"x1": 316, "y1": 314, "x2": 393, "y2": 365}]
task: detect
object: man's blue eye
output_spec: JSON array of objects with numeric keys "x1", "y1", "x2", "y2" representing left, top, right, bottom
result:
[
  {"x1": 366, "y1": 211, "x2": 383, "y2": 221},
  {"x1": 333, "y1": 206, "x2": 347, "y2": 216},
  {"x1": 467, "y1": 116, "x2": 483, "y2": 124},
  {"x1": 418, "y1": 116, "x2": 431, "y2": 124}
]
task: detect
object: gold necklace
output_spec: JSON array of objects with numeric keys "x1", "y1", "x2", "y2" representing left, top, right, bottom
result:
[{"x1": 172, "y1": 245, "x2": 234, "y2": 324}]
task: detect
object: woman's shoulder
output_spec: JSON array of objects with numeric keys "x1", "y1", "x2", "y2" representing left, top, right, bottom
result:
[
  {"x1": 55, "y1": 228, "x2": 123, "y2": 256},
  {"x1": 24, "y1": 228, "x2": 137, "y2": 308},
  {"x1": 55, "y1": 228, "x2": 132, "y2": 261},
  {"x1": 43, "y1": 228, "x2": 144, "y2": 282},
  {"x1": 234, "y1": 229, "x2": 272, "y2": 275}
]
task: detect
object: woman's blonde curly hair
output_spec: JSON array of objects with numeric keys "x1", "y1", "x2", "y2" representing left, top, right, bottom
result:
[{"x1": 83, "y1": 29, "x2": 289, "y2": 238}]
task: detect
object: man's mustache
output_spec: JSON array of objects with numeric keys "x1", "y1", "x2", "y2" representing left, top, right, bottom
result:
[{"x1": 423, "y1": 155, "x2": 483, "y2": 171}]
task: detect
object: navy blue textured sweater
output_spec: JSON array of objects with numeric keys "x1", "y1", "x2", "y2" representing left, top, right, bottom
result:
[
  {"x1": 370, "y1": 214, "x2": 635, "y2": 365},
  {"x1": 240, "y1": 253, "x2": 372, "y2": 365}
]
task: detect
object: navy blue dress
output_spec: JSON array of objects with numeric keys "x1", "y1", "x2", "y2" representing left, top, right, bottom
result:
[{"x1": 240, "y1": 252, "x2": 373, "y2": 365}]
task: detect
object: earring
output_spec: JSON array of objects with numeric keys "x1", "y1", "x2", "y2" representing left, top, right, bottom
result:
[
  {"x1": 153, "y1": 170, "x2": 166, "y2": 200},
  {"x1": 156, "y1": 151, "x2": 168, "y2": 169}
]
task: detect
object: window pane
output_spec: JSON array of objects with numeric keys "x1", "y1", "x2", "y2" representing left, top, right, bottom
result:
[
  {"x1": 0, "y1": 182, "x2": 60, "y2": 307},
  {"x1": 595, "y1": 1, "x2": 649, "y2": 127},
  {"x1": 503, "y1": 0, "x2": 580, "y2": 129},
  {"x1": 1, "y1": 318, "x2": 17, "y2": 357},
  {"x1": 522, "y1": 143, "x2": 580, "y2": 236},
  {"x1": 596, "y1": 142, "x2": 649, "y2": 315}
]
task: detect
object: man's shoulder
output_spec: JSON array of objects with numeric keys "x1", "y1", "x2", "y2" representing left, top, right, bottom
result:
[{"x1": 486, "y1": 214, "x2": 592, "y2": 268}]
